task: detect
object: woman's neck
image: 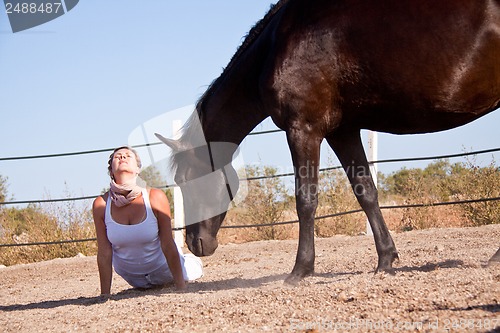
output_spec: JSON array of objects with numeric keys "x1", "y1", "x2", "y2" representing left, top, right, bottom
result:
[{"x1": 113, "y1": 173, "x2": 137, "y2": 185}]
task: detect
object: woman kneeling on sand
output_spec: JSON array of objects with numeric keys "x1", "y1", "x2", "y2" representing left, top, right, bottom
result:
[{"x1": 92, "y1": 146, "x2": 203, "y2": 295}]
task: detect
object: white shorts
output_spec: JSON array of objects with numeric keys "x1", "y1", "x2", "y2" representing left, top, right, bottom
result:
[{"x1": 117, "y1": 253, "x2": 203, "y2": 289}]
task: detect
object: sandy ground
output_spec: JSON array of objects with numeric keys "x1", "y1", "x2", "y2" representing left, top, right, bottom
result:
[{"x1": 1, "y1": 224, "x2": 499, "y2": 332}]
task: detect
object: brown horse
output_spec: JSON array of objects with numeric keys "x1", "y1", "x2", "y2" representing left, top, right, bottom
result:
[{"x1": 157, "y1": 0, "x2": 500, "y2": 284}]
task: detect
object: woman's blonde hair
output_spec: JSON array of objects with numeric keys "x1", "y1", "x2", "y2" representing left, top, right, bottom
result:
[{"x1": 107, "y1": 146, "x2": 142, "y2": 179}]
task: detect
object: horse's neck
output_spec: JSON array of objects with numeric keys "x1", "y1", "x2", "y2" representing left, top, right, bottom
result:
[
  {"x1": 201, "y1": 99, "x2": 267, "y2": 146},
  {"x1": 200, "y1": 66, "x2": 269, "y2": 147}
]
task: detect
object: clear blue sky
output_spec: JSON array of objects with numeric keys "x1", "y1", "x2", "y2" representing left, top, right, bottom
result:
[{"x1": 1, "y1": 1, "x2": 499, "y2": 204}]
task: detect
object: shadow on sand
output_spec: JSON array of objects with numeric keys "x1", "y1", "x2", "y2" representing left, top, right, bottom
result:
[
  {"x1": 0, "y1": 259, "x2": 490, "y2": 313},
  {"x1": 0, "y1": 273, "x2": 288, "y2": 312}
]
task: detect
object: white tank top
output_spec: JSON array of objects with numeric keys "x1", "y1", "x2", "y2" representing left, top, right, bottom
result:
[{"x1": 105, "y1": 188, "x2": 167, "y2": 275}]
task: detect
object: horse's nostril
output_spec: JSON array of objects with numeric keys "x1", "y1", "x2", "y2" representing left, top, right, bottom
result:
[
  {"x1": 197, "y1": 238, "x2": 203, "y2": 255},
  {"x1": 189, "y1": 237, "x2": 203, "y2": 256}
]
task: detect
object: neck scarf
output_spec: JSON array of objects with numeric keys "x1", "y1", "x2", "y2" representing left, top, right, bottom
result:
[{"x1": 109, "y1": 177, "x2": 144, "y2": 207}]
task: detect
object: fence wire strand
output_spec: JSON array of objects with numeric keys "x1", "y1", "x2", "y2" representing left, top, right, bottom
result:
[
  {"x1": 1, "y1": 196, "x2": 499, "y2": 248},
  {"x1": 2, "y1": 146, "x2": 499, "y2": 206}
]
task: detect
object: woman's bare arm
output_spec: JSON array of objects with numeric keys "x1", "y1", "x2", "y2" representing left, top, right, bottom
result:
[
  {"x1": 150, "y1": 188, "x2": 186, "y2": 290},
  {"x1": 93, "y1": 194, "x2": 113, "y2": 295}
]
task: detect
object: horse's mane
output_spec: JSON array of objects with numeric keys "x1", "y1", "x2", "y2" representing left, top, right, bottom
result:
[
  {"x1": 182, "y1": 0, "x2": 289, "y2": 140},
  {"x1": 170, "y1": 1, "x2": 289, "y2": 172},
  {"x1": 221, "y1": 0, "x2": 289, "y2": 83}
]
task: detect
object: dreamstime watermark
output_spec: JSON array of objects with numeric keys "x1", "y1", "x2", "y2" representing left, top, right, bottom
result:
[
  {"x1": 278, "y1": 161, "x2": 371, "y2": 197},
  {"x1": 289, "y1": 317, "x2": 500, "y2": 332},
  {"x1": 3, "y1": 0, "x2": 79, "y2": 33}
]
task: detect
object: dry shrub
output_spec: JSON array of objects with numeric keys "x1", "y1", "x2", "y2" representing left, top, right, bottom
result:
[
  {"x1": 445, "y1": 158, "x2": 500, "y2": 226},
  {"x1": 41, "y1": 195, "x2": 96, "y2": 253},
  {"x1": 218, "y1": 207, "x2": 255, "y2": 244},
  {"x1": 379, "y1": 208, "x2": 404, "y2": 232},
  {"x1": 218, "y1": 208, "x2": 296, "y2": 244},
  {"x1": 398, "y1": 174, "x2": 436, "y2": 231},
  {"x1": 392, "y1": 171, "x2": 467, "y2": 232},
  {"x1": 316, "y1": 169, "x2": 364, "y2": 236},
  {"x1": 231, "y1": 165, "x2": 293, "y2": 241},
  {"x1": 383, "y1": 157, "x2": 500, "y2": 231},
  {"x1": 386, "y1": 204, "x2": 465, "y2": 232},
  {"x1": 0, "y1": 198, "x2": 96, "y2": 266},
  {"x1": 1, "y1": 205, "x2": 62, "y2": 265}
]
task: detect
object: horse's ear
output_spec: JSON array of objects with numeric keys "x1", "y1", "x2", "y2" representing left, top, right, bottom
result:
[{"x1": 155, "y1": 133, "x2": 184, "y2": 152}]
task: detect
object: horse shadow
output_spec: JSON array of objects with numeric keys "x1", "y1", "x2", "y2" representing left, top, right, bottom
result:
[
  {"x1": 448, "y1": 303, "x2": 500, "y2": 313},
  {"x1": 394, "y1": 259, "x2": 469, "y2": 273}
]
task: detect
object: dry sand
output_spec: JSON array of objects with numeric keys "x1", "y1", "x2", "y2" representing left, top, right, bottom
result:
[{"x1": 1, "y1": 224, "x2": 499, "y2": 332}]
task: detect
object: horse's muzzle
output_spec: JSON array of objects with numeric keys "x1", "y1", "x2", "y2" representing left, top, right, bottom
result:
[{"x1": 186, "y1": 235, "x2": 218, "y2": 257}]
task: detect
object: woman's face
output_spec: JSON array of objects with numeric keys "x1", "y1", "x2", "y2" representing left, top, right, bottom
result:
[{"x1": 111, "y1": 148, "x2": 140, "y2": 179}]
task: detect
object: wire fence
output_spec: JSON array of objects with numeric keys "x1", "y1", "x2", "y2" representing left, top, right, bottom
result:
[
  {"x1": 2, "y1": 195, "x2": 500, "y2": 248},
  {"x1": 1, "y1": 128, "x2": 500, "y2": 248},
  {"x1": 2, "y1": 145, "x2": 499, "y2": 206}
]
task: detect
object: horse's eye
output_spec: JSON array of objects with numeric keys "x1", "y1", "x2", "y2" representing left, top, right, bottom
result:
[{"x1": 175, "y1": 174, "x2": 186, "y2": 184}]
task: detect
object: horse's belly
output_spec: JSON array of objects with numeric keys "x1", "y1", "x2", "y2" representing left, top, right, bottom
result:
[{"x1": 358, "y1": 106, "x2": 498, "y2": 135}]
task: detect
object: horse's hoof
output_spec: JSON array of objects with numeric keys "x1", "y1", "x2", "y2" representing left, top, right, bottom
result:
[
  {"x1": 375, "y1": 251, "x2": 399, "y2": 275},
  {"x1": 284, "y1": 274, "x2": 301, "y2": 286},
  {"x1": 284, "y1": 269, "x2": 314, "y2": 285},
  {"x1": 375, "y1": 266, "x2": 396, "y2": 276}
]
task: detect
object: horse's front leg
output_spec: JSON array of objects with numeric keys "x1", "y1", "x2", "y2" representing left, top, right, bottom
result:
[{"x1": 284, "y1": 128, "x2": 322, "y2": 285}]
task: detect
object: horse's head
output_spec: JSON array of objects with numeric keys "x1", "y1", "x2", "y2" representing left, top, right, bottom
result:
[{"x1": 156, "y1": 133, "x2": 239, "y2": 256}]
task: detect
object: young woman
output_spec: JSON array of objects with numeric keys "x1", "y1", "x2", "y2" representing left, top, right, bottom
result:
[{"x1": 92, "y1": 146, "x2": 202, "y2": 295}]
